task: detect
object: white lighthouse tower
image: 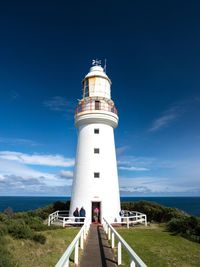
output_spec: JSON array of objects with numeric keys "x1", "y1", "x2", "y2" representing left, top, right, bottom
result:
[{"x1": 69, "y1": 60, "x2": 121, "y2": 223}]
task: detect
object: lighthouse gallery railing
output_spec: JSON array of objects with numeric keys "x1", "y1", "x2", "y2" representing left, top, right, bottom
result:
[
  {"x1": 75, "y1": 99, "x2": 118, "y2": 115},
  {"x1": 103, "y1": 218, "x2": 147, "y2": 267}
]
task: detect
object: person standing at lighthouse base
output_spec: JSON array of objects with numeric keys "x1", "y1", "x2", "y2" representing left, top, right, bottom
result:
[{"x1": 80, "y1": 207, "x2": 86, "y2": 222}]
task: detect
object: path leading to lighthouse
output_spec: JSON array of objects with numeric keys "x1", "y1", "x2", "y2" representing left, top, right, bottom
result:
[{"x1": 80, "y1": 224, "x2": 118, "y2": 267}]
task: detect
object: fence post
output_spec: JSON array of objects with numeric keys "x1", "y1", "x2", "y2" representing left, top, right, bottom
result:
[
  {"x1": 130, "y1": 260, "x2": 136, "y2": 267},
  {"x1": 127, "y1": 217, "x2": 129, "y2": 229},
  {"x1": 80, "y1": 232, "x2": 84, "y2": 249},
  {"x1": 118, "y1": 241, "x2": 122, "y2": 265},
  {"x1": 105, "y1": 224, "x2": 108, "y2": 234},
  {"x1": 111, "y1": 232, "x2": 115, "y2": 248},
  {"x1": 108, "y1": 227, "x2": 111, "y2": 240},
  {"x1": 145, "y1": 215, "x2": 147, "y2": 226},
  {"x1": 48, "y1": 216, "x2": 51, "y2": 226},
  {"x1": 74, "y1": 240, "x2": 79, "y2": 265}
]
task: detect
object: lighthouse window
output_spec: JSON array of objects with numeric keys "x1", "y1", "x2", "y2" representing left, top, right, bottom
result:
[
  {"x1": 94, "y1": 128, "x2": 99, "y2": 134},
  {"x1": 94, "y1": 148, "x2": 100, "y2": 154},
  {"x1": 84, "y1": 79, "x2": 89, "y2": 97},
  {"x1": 94, "y1": 172, "x2": 100, "y2": 178}
]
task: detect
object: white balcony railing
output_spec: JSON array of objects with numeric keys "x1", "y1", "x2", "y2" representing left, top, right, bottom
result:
[{"x1": 75, "y1": 100, "x2": 118, "y2": 115}]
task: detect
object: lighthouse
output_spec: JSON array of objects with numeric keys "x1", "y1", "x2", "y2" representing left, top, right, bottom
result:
[{"x1": 69, "y1": 60, "x2": 121, "y2": 223}]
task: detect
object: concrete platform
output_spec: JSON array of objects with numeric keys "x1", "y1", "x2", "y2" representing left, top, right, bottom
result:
[{"x1": 80, "y1": 224, "x2": 118, "y2": 267}]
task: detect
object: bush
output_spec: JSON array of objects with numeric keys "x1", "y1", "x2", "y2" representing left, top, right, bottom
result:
[
  {"x1": 121, "y1": 201, "x2": 184, "y2": 223},
  {"x1": 0, "y1": 223, "x2": 8, "y2": 236},
  {"x1": 32, "y1": 233, "x2": 46, "y2": 244},
  {"x1": 3, "y1": 207, "x2": 13, "y2": 217},
  {"x1": 0, "y1": 236, "x2": 14, "y2": 267},
  {"x1": 7, "y1": 219, "x2": 33, "y2": 239},
  {"x1": 167, "y1": 216, "x2": 200, "y2": 243}
]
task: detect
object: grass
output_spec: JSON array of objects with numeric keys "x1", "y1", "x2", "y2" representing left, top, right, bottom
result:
[
  {"x1": 5, "y1": 227, "x2": 79, "y2": 267},
  {"x1": 117, "y1": 224, "x2": 200, "y2": 267}
]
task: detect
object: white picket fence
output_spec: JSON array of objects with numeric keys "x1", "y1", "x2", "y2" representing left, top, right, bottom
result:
[
  {"x1": 55, "y1": 219, "x2": 90, "y2": 267},
  {"x1": 103, "y1": 218, "x2": 147, "y2": 267}
]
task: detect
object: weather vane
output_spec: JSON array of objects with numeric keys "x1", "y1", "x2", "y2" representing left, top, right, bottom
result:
[{"x1": 92, "y1": 59, "x2": 101, "y2": 66}]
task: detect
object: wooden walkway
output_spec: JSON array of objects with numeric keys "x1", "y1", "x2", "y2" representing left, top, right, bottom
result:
[{"x1": 80, "y1": 224, "x2": 118, "y2": 267}]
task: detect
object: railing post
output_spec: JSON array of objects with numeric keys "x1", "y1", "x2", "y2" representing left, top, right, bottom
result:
[
  {"x1": 108, "y1": 227, "x2": 111, "y2": 240},
  {"x1": 80, "y1": 232, "x2": 84, "y2": 249},
  {"x1": 48, "y1": 216, "x2": 51, "y2": 226},
  {"x1": 145, "y1": 215, "x2": 147, "y2": 226},
  {"x1": 118, "y1": 241, "x2": 122, "y2": 265},
  {"x1": 130, "y1": 260, "x2": 136, "y2": 267},
  {"x1": 111, "y1": 232, "x2": 115, "y2": 248},
  {"x1": 74, "y1": 240, "x2": 79, "y2": 265},
  {"x1": 62, "y1": 218, "x2": 65, "y2": 228},
  {"x1": 127, "y1": 217, "x2": 129, "y2": 229},
  {"x1": 105, "y1": 223, "x2": 108, "y2": 234},
  {"x1": 83, "y1": 226, "x2": 86, "y2": 240},
  {"x1": 65, "y1": 258, "x2": 69, "y2": 267}
]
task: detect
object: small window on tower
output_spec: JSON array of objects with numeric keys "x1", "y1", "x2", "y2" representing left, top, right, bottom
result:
[
  {"x1": 94, "y1": 172, "x2": 100, "y2": 178},
  {"x1": 84, "y1": 79, "x2": 89, "y2": 97},
  {"x1": 94, "y1": 128, "x2": 99, "y2": 134},
  {"x1": 94, "y1": 148, "x2": 100, "y2": 154}
]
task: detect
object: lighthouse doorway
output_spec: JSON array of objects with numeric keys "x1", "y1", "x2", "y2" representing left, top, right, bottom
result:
[{"x1": 91, "y1": 202, "x2": 101, "y2": 223}]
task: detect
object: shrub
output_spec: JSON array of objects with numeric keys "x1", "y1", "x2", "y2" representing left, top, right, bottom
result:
[
  {"x1": 0, "y1": 236, "x2": 14, "y2": 267},
  {"x1": 7, "y1": 219, "x2": 33, "y2": 239},
  {"x1": 32, "y1": 233, "x2": 46, "y2": 244},
  {"x1": 3, "y1": 207, "x2": 13, "y2": 217},
  {"x1": 0, "y1": 223, "x2": 8, "y2": 236},
  {"x1": 167, "y1": 216, "x2": 200, "y2": 243},
  {"x1": 121, "y1": 201, "x2": 184, "y2": 223}
]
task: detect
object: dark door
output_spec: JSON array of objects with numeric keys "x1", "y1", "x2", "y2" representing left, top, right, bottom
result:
[
  {"x1": 95, "y1": 100, "x2": 100, "y2": 110},
  {"x1": 92, "y1": 202, "x2": 101, "y2": 223}
]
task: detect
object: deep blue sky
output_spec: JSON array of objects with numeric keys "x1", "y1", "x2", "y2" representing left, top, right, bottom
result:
[{"x1": 0, "y1": 0, "x2": 200, "y2": 196}]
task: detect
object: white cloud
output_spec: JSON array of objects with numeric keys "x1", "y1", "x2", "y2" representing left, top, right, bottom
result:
[
  {"x1": 118, "y1": 156, "x2": 154, "y2": 172},
  {"x1": 0, "y1": 156, "x2": 73, "y2": 195},
  {"x1": 43, "y1": 96, "x2": 75, "y2": 113},
  {"x1": 0, "y1": 151, "x2": 75, "y2": 167},
  {"x1": 119, "y1": 166, "x2": 149, "y2": 171},
  {"x1": 116, "y1": 146, "x2": 129, "y2": 156},
  {"x1": 0, "y1": 151, "x2": 75, "y2": 195},
  {"x1": 149, "y1": 106, "x2": 180, "y2": 132},
  {"x1": 0, "y1": 137, "x2": 40, "y2": 147},
  {"x1": 58, "y1": 170, "x2": 73, "y2": 179},
  {"x1": 119, "y1": 175, "x2": 200, "y2": 195}
]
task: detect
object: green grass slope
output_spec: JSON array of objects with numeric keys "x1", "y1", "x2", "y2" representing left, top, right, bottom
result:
[
  {"x1": 6, "y1": 228, "x2": 79, "y2": 267},
  {"x1": 117, "y1": 225, "x2": 200, "y2": 267}
]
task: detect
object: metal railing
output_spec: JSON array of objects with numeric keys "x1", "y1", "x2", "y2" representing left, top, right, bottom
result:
[
  {"x1": 103, "y1": 218, "x2": 147, "y2": 267},
  {"x1": 55, "y1": 219, "x2": 90, "y2": 267},
  {"x1": 48, "y1": 210, "x2": 86, "y2": 227},
  {"x1": 75, "y1": 100, "x2": 118, "y2": 115}
]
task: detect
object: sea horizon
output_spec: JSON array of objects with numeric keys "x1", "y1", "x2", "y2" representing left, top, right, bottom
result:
[{"x1": 0, "y1": 196, "x2": 200, "y2": 216}]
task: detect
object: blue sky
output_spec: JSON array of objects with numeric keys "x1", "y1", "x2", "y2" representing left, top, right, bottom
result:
[{"x1": 0, "y1": 0, "x2": 200, "y2": 196}]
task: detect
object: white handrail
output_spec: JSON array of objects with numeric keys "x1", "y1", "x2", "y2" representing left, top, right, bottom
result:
[
  {"x1": 103, "y1": 218, "x2": 147, "y2": 267},
  {"x1": 55, "y1": 219, "x2": 90, "y2": 267}
]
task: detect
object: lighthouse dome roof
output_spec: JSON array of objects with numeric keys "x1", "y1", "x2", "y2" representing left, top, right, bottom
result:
[{"x1": 84, "y1": 65, "x2": 111, "y2": 84}]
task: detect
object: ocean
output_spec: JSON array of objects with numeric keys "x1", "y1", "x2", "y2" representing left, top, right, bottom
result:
[{"x1": 0, "y1": 196, "x2": 200, "y2": 216}]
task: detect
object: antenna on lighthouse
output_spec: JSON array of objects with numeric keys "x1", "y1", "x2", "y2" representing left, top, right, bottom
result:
[{"x1": 104, "y1": 58, "x2": 107, "y2": 73}]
